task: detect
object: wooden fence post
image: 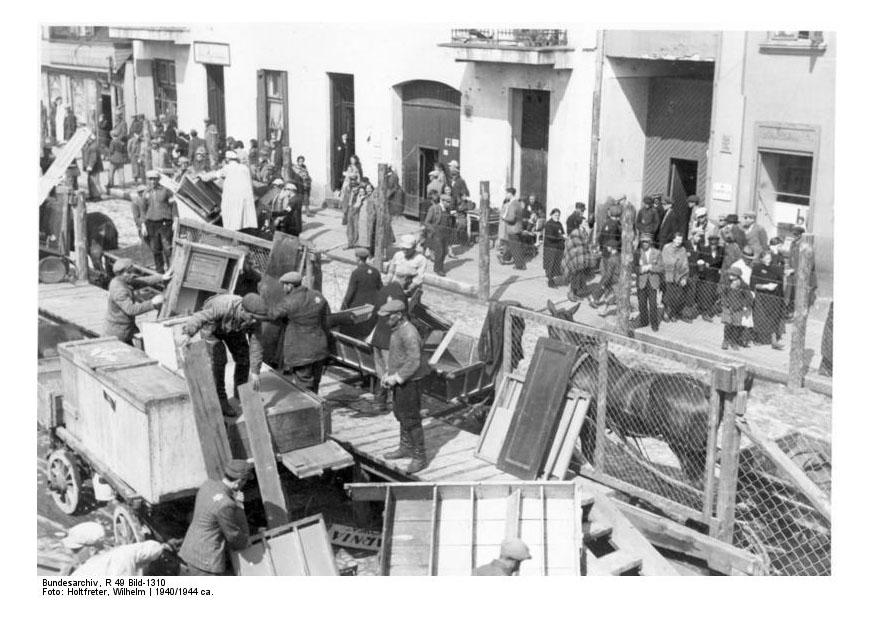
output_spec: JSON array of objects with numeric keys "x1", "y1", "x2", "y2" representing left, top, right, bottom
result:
[
  {"x1": 594, "y1": 339, "x2": 609, "y2": 471},
  {"x1": 788, "y1": 234, "x2": 814, "y2": 390},
  {"x1": 143, "y1": 119, "x2": 153, "y2": 171},
  {"x1": 56, "y1": 186, "x2": 70, "y2": 257},
  {"x1": 616, "y1": 200, "x2": 635, "y2": 336},
  {"x1": 713, "y1": 364, "x2": 746, "y2": 543},
  {"x1": 501, "y1": 304, "x2": 514, "y2": 380},
  {"x1": 281, "y1": 146, "x2": 292, "y2": 182},
  {"x1": 73, "y1": 191, "x2": 89, "y2": 282},
  {"x1": 373, "y1": 163, "x2": 390, "y2": 269},
  {"x1": 478, "y1": 181, "x2": 491, "y2": 301}
]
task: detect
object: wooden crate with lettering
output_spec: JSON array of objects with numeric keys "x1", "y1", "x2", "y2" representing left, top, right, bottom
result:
[
  {"x1": 57, "y1": 338, "x2": 207, "y2": 504},
  {"x1": 231, "y1": 514, "x2": 338, "y2": 576},
  {"x1": 160, "y1": 241, "x2": 245, "y2": 318}
]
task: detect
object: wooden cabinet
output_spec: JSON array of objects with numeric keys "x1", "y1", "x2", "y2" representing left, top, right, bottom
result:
[{"x1": 58, "y1": 338, "x2": 207, "y2": 504}]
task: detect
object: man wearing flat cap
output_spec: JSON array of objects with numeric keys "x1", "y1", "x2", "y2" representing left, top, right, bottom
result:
[
  {"x1": 379, "y1": 298, "x2": 429, "y2": 474},
  {"x1": 387, "y1": 234, "x2": 427, "y2": 297},
  {"x1": 141, "y1": 170, "x2": 178, "y2": 273},
  {"x1": 275, "y1": 182, "x2": 304, "y2": 237},
  {"x1": 179, "y1": 459, "x2": 252, "y2": 576},
  {"x1": 104, "y1": 258, "x2": 170, "y2": 344},
  {"x1": 635, "y1": 196, "x2": 661, "y2": 241},
  {"x1": 423, "y1": 192, "x2": 453, "y2": 277},
  {"x1": 635, "y1": 234, "x2": 664, "y2": 332},
  {"x1": 181, "y1": 292, "x2": 270, "y2": 417},
  {"x1": 340, "y1": 247, "x2": 383, "y2": 340},
  {"x1": 598, "y1": 202, "x2": 623, "y2": 254},
  {"x1": 689, "y1": 206, "x2": 718, "y2": 247},
  {"x1": 693, "y1": 233, "x2": 724, "y2": 321},
  {"x1": 270, "y1": 271, "x2": 332, "y2": 393},
  {"x1": 473, "y1": 538, "x2": 532, "y2": 576},
  {"x1": 741, "y1": 211, "x2": 768, "y2": 258}
]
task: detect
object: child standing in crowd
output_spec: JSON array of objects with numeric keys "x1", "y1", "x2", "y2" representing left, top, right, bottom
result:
[{"x1": 721, "y1": 266, "x2": 754, "y2": 350}]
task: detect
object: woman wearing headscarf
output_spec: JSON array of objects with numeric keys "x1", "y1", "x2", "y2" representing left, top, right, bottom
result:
[
  {"x1": 542, "y1": 208, "x2": 565, "y2": 288},
  {"x1": 750, "y1": 250, "x2": 785, "y2": 349},
  {"x1": 561, "y1": 218, "x2": 591, "y2": 302}
]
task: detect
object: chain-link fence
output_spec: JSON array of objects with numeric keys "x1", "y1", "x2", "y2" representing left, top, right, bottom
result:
[
  {"x1": 502, "y1": 305, "x2": 739, "y2": 528},
  {"x1": 733, "y1": 423, "x2": 831, "y2": 575}
]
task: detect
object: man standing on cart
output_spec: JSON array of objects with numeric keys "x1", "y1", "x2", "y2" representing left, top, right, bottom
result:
[
  {"x1": 178, "y1": 460, "x2": 253, "y2": 576},
  {"x1": 104, "y1": 258, "x2": 170, "y2": 344}
]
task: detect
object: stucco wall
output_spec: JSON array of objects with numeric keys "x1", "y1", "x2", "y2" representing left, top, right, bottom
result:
[{"x1": 736, "y1": 32, "x2": 835, "y2": 294}]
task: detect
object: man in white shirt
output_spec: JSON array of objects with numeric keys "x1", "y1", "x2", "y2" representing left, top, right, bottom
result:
[{"x1": 386, "y1": 234, "x2": 427, "y2": 297}]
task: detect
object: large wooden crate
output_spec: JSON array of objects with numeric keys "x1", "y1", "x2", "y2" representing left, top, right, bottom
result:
[
  {"x1": 226, "y1": 370, "x2": 328, "y2": 458},
  {"x1": 57, "y1": 338, "x2": 207, "y2": 504},
  {"x1": 37, "y1": 357, "x2": 63, "y2": 430}
]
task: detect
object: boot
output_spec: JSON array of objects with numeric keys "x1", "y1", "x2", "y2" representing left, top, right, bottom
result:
[
  {"x1": 405, "y1": 427, "x2": 428, "y2": 475},
  {"x1": 384, "y1": 430, "x2": 412, "y2": 460}
]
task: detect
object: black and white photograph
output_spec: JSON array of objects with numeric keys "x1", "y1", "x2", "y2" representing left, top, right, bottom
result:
[{"x1": 18, "y1": 1, "x2": 867, "y2": 614}]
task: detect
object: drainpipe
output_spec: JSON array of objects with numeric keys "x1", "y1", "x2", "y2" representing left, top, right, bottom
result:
[{"x1": 587, "y1": 30, "x2": 605, "y2": 226}]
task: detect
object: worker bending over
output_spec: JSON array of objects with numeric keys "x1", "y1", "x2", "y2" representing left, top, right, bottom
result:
[
  {"x1": 473, "y1": 538, "x2": 532, "y2": 576},
  {"x1": 181, "y1": 293, "x2": 269, "y2": 418}
]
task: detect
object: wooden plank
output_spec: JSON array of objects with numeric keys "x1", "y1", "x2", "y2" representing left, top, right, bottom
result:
[
  {"x1": 428, "y1": 322, "x2": 461, "y2": 367},
  {"x1": 548, "y1": 392, "x2": 591, "y2": 480},
  {"x1": 715, "y1": 385, "x2": 745, "y2": 543},
  {"x1": 239, "y1": 383, "x2": 289, "y2": 529},
  {"x1": 587, "y1": 549, "x2": 642, "y2": 576},
  {"x1": 39, "y1": 127, "x2": 91, "y2": 204},
  {"x1": 497, "y1": 338, "x2": 579, "y2": 479},
  {"x1": 278, "y1": 441, "x2": 354, "y2": 479},
  {"x1": 427, "y1": 487, "x2": 439, "y2": 575},
  {"x1": 159, "y1": 242, "x2": 191, "y2": 319},
  {"x1": 72, "y1": 192, "x2": 89, "y2": 282},
  {"x1": 504, "y1": 489, "x2": 522, "y2": 539},
  {"x1": 737, "y1": 420, "x2": 831, "y2": 522},
  {"x1": 474, "y1": 376, "x2": 519, "y2": 464},
  {"x1": 179, "y1": 340, "x2": 231, "y2": 480},
  {"x1": 616, "y1": 501, "x2": 766, "y2": 575}
]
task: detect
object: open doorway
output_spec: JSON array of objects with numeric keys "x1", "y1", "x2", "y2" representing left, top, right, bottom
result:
[
  {"x1": 205, "y1": 64, "x2": 227, "y2": 140},
  {"x1": 668, "y1": 158, "x2": 698, "y2": 206},
  {"x1": 418, "y1": 147, "x2": 439, "y2": 199},
  {"x1": 511, "y1": 89, "x2": 550, "y2": 204},
  {"x1": 329, "y1": 73, "x2": 356, "y2": 191},
  {"x1": 101, "y1": 94, "x2": 113, "y2": 130}
]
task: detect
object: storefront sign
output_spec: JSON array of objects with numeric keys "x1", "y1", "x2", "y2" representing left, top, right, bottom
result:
[
  {"x1": 756, "y1": 123, "x2": 818, "y2": 152},
  {"x1": 193, "y1": 42, "x2": 231, "y2": 66},
  {"x1": 712, "y1": 182, "x2": 733, "y2": 202}
]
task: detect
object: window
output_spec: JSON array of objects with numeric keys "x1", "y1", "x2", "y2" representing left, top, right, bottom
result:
[
  {"x1": 257, "y1": 70, "x2": 288, "y2": 146},
  {"x1": 757, "y1": 151, "x2": 814, "y2": 236},
  {"x1": 152, "y1": 59, "x2": 177, "y2": 118},
  {"x1": 49, "y1": 26, "x2": 95, "y2": 40}
]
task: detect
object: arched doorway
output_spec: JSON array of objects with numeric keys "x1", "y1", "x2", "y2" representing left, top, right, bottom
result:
[{"x1": 399, "y1": 80, "x2": 461, "y2": 218}]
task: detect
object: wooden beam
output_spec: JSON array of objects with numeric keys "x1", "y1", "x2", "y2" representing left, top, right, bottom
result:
[
  {"x1": 478, "y1": 181, "x2": 491, "y2": 301},
  {"x1": 789, "y1": 234, "x2": 814, "y2": 390},
  {"x1": 616, "y1": 200, "x2": 635, "y2": 336},
  {"x1": 701, "y1": 373, "x2": 721, "y2": 523},
  {"x1": 239, "y1": 383, "x2": 289, "y2": 529},
  {"x1": 373, "y1": 164, "x2": 390, "y2": 267},
  {"x1": 616, "y1": 501, "x2": 765, "y2": 575},
  {"x1": 177, "y1": 217, "x2": 274, "y2": 251},
  {"x1": 72, "y1": 191, "x2": 89, "y2": 282},
  {"x1": 57, "y1": 187, "x2": 70, "y2": 258},
  {"x1": 594, "y1": 340, "x2": 608, "y2": 470},
  {"x1": 504, "y1": 489, "x2": 522, "y2": 539},
  {"x1": 736, "y1": 420, "x2": 831, "y2": 522},
  {"x1": 714, "y1": 382, "x2": 745, "y2": 542},
  {"x1": 180, "y1": 340, "x2": 231, "y2": 480}
]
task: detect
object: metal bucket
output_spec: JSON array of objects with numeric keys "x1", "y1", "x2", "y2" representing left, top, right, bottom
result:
[{"x1": 38, "y1": 256, "x2": 68, "y2": 283}]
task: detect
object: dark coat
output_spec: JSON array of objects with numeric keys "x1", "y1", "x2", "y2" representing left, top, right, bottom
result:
[
  {"x1": 597, "y1": 217, "x2": 621, "y2": 250},
  {"x1": 83, "y1": 141, "x2": 103, "y2": 173},
  {"x1": 342, "y1": 262, "x2": 383, "y2": 311},
  {"x1": 694, "y1": 241, "x2": 724, "y2": 283},
  {"x1": 272, "y1": 286, "x2": 331, "y2": 368},
  {"x1": 63, "y1": 113, "x2": 77, "y2": 140},
  {"x1": 178, "y1": 479, "x2": 250, "y2": 575},
  {"x1": 109, "y1": 138, "x2": 127, "y2": 167},
  {"x1": 565, "y1": 210, "x2": 585, "y2": 234},
  {"x1": 720, "y1": 281, "x2": 753, "y2": 326},
  {"x1": 635, "y1": 206, "x2": 661, "y2": 237},
  {"x1": 277, "y1": 194, "x2": 304, "y2": 236},
  {"x1": 657, "y1": 207, "x2": 686, "y2": 247}
]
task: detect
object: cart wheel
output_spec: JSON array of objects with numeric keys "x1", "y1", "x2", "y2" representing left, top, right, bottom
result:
[
  {"x1": 47, "y1": 449, "x2": 82, "y2": 515},
  {"x1": 113, "y1": 504, "x2": 146, "y2": 545}
]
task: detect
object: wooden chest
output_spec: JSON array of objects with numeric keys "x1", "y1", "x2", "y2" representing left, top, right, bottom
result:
[
  {"x1": 57, "y1": 338, "x2": 207, "y2": 504},
  {"x1": 226, "y1": 370, "x2": 329, "y2": 458}
]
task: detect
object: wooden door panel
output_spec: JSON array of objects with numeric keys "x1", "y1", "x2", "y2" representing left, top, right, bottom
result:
[{"x1": 496, "y1": 337, "x2": 578, "y2": 479}]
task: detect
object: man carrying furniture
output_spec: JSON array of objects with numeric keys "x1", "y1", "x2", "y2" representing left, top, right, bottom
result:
[
  {"x1": 104, "y1": 258, "x2": 169, "y2": 344},
  {"x1": 270, "y1": 271, "x2": 331, "y2": 394},
  {"x1": 181, "y1": 293, "x2": 269, "y2": 418},
  {"x1": 379, "y1": 299, "x2": 429, "y2": 475},
  {"x1": 178, "y1": 460, "x2": 253, "y2": 576}
]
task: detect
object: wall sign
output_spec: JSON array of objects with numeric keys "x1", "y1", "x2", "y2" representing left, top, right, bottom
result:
[
  {"x1": 193, "y1": 42, "x2": 231, "y2": 66},
  {"x1": 756, "y1": 122, "x2": 818, "y2": 152},
  {"x1": 712, "y1": 182, "x2": 733, "y2": 202}
]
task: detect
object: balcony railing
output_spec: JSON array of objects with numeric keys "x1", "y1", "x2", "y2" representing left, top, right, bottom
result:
[{"x1": 449, "y1": 29, "x2": 568, "y2": 49}]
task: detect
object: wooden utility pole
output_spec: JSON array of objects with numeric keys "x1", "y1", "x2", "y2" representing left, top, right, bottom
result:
[
  {"x1": 616, "y1": 200, "x2": 635, "y2": 336},
  {"x1": 789, "y1": 234, "x2": 814, "y2": 390},
  {"x1": 56, "y1": 186, "x2": 70, "y2": 257},
  {"x1": 72, "y1": 191, "x2": 89, "y2": 282},
  {"x1": 143, "y1": 118, "x2": 153, "y2": 171},
  {"x1": 714, "y1": 364, "x2": 747, "y2": 543},
  {"x1": 281, "y1": 146, "x2": 292, "y2": 182},
  {"x1": 478, "y1": 181, "x2": 491, "y2": 301},
  {"x1": 373, "y1": 163, "x2": 390, "y2": 269}
]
